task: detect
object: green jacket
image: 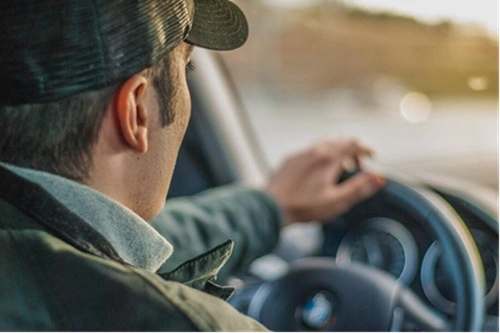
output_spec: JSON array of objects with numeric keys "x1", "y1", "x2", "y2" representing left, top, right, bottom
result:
[
  {"x1": 152, "y1": 185, "x2": 283, "y2": 281},
  {"x1": 0, "y1": 165, "x2": 282, "y2": 330}
]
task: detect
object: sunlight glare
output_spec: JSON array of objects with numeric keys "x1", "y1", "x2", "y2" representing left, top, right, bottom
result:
[{"x1": 346, "y1": 0, "x2": 497, "y2": 35}]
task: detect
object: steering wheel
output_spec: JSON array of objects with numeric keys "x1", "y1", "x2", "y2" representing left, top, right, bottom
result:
[{"x1": 230, "y1": 179, "x2": 485, "y2": 331}]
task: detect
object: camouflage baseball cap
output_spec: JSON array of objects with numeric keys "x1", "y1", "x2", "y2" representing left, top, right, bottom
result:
[{"x1": 0, "y1": 0, "x2": 248, "y2": 105}]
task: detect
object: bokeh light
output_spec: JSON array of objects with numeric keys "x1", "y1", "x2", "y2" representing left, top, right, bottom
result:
[
  {"x1": 399, "y1": 92, "x2": 433, "y2": 124},
  {"x1": 467, "y1": 76, "x2": 489, "y2": 91}
]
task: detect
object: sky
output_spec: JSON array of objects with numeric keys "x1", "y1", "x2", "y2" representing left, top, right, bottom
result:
[{"x1": 264, "y1": 0, "x2": 498, "y2": 35}]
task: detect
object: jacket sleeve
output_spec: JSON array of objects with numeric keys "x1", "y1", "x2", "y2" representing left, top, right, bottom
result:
[{"x1": 150, "y1": 185, "x2": 283, "y2": 280}]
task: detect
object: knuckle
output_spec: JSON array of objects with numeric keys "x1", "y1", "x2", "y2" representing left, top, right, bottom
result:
[
  {"x1": 311, "y1": 146, "x2": 330, "y2": 162},
  {"x1": 344, "y1": 138, "x2": 359, "y2": 149}
]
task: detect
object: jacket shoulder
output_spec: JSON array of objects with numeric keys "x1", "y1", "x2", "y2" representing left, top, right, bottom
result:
[{"x1": 0, "y1": 228, "x2": 267, "y2": 331}]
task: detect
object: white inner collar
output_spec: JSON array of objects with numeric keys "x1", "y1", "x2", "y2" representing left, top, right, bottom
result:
[{"x1": 2, "y1": 163, "x2": 173, "y2": 272}]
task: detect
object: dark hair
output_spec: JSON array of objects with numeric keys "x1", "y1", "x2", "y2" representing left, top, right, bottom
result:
[{"x1": 0, "y1": 56, "x2": 173, "y2": 182}]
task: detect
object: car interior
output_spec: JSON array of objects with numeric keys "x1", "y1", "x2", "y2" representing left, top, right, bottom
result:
[
  {"x1": 166, "y1": 45, "x2": 499, "y2": 331},
  {"x1": 0, "y1": 1, "x2": 496, "y2": 332}
]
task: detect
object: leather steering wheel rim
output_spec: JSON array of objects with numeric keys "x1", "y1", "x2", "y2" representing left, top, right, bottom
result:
[
  {"x1": 240, "y1": 178, "x2": 485, "y2": 331},
  {"x1": 377, "y1": 179, "x2": 484, "y2": 330}
]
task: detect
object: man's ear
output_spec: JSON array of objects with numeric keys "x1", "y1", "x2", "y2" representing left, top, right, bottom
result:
[{"x1": 114, "y1": 75, "x2": 149, "y2": 153}]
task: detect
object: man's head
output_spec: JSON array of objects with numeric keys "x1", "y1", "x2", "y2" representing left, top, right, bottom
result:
[
  {"x1": 0, "y1": 46, "x2": 183, "y2": 181},
  {"x1": 0, "y1": 0, "x2": 248, "y2": 219}
]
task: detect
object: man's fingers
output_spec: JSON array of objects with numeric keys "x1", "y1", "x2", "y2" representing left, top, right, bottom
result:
[
  {"x1": 306, "y1": 138, "x2": 373, "y2": 170},
  {"x1": 326, "y1": 138, "x2": 373, "y2": 157},
  {"x1": 328, "y1": 173, "x2": 385, "y2": 216},
  {"x1": 267, "y1": 138, "x2": 381, "y2": 225}
]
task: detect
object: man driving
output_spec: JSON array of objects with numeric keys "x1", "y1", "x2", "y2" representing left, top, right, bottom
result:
[{"x1": 0, "y1": 0, "x2": 384, "y2": 330}]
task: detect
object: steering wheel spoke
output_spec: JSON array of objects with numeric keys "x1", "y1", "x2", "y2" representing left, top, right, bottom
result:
[{"x1": 390, "y1": 288, "x2": 450, "y2": 331}]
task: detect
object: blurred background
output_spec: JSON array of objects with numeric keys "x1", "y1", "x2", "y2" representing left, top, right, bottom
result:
[{"x1": 219, "y1": 0, "x2": 498, "y2": 191}]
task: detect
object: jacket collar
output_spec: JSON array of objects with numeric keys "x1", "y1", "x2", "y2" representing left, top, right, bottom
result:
[
  {"x1": 0, "y1": 163, "x2": 172, "y2": 272},
  {"x1": 161, "y1": 239, "x2": 236, "y2": 300},
  {"x1": 0, "y1": 164, "x2": 235, "y2": 299}
]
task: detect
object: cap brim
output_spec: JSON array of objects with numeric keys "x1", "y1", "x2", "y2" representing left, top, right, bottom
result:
[{"x1": 184, "y1": 0, "x2": 248, "y2": 51}]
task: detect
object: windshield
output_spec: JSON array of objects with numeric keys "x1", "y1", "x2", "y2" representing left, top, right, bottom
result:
[{"x1": 220, "y1": 0, "x2": 498, "y2": 191}]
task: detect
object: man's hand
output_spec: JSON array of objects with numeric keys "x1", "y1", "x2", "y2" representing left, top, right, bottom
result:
[{"x1": 266, "y1": 138, "x2": 385, "y2": 226}]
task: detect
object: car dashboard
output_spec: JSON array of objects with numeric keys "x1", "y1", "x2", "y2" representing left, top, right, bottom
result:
[{"x1": 318, "y1": 188, "x2": 498, "y2": 330}]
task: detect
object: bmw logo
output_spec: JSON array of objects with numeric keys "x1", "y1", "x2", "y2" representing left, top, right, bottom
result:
[{"x1": 296, "y1": 290, "x2": 338, "y2": 330}]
